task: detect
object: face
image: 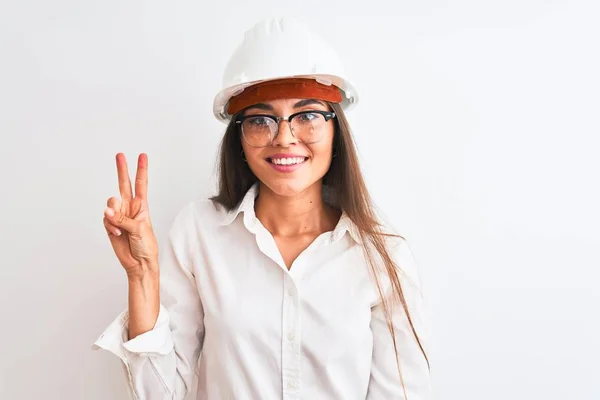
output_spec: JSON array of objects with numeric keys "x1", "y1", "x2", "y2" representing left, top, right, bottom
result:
[{"x1": 240, "y1": 98, "x2": 336, "y2": 197}]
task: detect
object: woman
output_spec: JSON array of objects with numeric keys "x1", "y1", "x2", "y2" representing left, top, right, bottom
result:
[{"x1": 95, "y1": 17, "x2": 431, "y2": 400}]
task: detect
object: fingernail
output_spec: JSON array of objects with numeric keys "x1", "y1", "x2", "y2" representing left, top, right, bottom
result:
[
  {"x1": 105, "y1": 207, "x2": 115, "y2": 217},
  {"x1": 115, "y1": 228, "x2": 122, "y2": 236}
]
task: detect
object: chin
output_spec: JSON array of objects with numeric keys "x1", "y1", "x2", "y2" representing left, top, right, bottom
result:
[
  {"x1": 259, "y1": 176, "x2": 321, "y2": 198},
  {"x1": 263, "y1": 180, "x2": 308, "y2": 197}
]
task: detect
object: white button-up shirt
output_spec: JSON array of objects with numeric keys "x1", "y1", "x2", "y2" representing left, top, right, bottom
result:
[{"x1": 93, "y1": 184, "x2": 432, "y2": 399}]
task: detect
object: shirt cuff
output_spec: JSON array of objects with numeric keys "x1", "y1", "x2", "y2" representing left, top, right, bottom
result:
[{"x1": 92, "y1": 304, "x2": 174, "y2": 360}]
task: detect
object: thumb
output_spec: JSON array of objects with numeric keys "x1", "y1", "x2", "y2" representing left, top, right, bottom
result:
[{"x1": 104, "y1": 207, "x2": 140, "y2": 233}]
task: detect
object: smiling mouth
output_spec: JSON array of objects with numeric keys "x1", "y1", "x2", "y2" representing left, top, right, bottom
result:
[{"x1": 266, "y1": 156, "x2": 309, "y2": 165}]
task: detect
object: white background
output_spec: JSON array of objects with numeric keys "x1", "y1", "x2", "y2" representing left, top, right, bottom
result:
[{"x1": 1, "y1": 1, "x2": 598, "y2": 399}]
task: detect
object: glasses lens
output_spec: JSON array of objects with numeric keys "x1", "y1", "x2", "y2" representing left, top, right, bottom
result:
[
  {"x1": 242, "y1": 116, "x2": 277, "y2": 147},
  {"x1": 291, "y1": 112, "x2": 327, "y2": 143}
]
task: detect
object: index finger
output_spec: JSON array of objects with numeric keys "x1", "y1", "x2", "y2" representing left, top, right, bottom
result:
[
  {"x1": 116, "y1": 153, "x2": 133, "y2": 200},
  {"x1": 135, "y1": 153, "x2": 148, "y2": 200}
]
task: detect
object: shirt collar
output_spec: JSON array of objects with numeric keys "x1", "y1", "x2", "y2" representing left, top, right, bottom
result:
[
  {"x1": 219, "y1": 183, "x2": 260, "y2": 227},
  {"x1": 333, "y1": 211, "x2": 363, "y2": 244},
  {"x1": 219, "y1": 183, "x2": 362, "y2": 244}
]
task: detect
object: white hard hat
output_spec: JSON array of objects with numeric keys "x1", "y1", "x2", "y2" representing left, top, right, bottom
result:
[{"x1": 212, "y1": 17, "x2": 359, "y2": 123}]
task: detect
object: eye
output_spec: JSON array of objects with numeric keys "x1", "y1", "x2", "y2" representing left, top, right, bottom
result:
[
  {"x1": 247, "y1": 116, "x2": 273, "y2": 126},
  {"x1": 297, "y1": 112, "x2": 318, "y2": 122}
]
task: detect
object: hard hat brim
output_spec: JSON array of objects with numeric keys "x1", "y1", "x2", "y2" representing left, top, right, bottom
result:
[{"x1": 212, "y1": 74, "x2": 358, "y2": 124}]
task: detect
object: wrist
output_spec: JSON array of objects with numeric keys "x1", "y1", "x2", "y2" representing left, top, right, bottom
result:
[
  {"x1": 126, "y1": 262, "x2": 160, "y2": 340},
  {"x1": 126, "y1": 259, "x2": 159, "y2": 283}
]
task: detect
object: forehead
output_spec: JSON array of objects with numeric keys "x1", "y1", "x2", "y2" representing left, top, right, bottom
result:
[{"x1": 244, "y1": 98, "x2": 330, "y2": 113}]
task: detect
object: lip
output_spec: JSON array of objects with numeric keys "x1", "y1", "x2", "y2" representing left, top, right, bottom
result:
[
  {"x1": 265, "y1": 154, "x2": 309, "y2": 173},
  {"x1": 266, "y1": 153, "x2": 308, "y2": 159}
]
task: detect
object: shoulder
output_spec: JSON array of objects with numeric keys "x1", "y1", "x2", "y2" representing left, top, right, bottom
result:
[
  {"x1": 377, "y1": 228, "x2": 423, "y2": 295},
  {"x1": 167, "y1": 197, "x2": 230, "y2": 237}
]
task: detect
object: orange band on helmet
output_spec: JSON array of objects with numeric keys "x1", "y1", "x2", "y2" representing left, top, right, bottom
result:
[{"x1": 226, "y1": 78, "x2": 343, "y2": 115}]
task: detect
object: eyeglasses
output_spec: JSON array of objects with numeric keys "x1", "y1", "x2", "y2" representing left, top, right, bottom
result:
[{"x1": 235, "y1": 110, "x2": 336, "y2": 148}]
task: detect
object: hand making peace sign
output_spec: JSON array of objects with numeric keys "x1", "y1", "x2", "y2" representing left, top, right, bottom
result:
[{"x1": 103, "y1": 153, "x2": 159, "y2": 279}]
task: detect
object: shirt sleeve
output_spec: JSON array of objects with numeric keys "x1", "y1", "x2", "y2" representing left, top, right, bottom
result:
[
  {"x1": 93, "y1": 202, "x2": 205, "y2": 400},
  {"x1": 367, "y1": 238, "x2": 432, "y2": 400}
]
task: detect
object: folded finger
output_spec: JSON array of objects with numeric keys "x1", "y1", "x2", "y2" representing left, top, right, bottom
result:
[
  {"x1": 106, "y1": 196, "x2": 122, "y2": 210},
  {"x1": 103, "y1": 216, "x2": 122, "y2": 236},
  {"x1": 104, "y1": 206, "x2": 139, "y2": 233}
]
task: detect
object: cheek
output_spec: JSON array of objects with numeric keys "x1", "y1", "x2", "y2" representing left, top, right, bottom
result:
[
  {"x1": 240, "y1": 139, "x2": 250, "y2": 156},
  {"x1": 311, "y1": 129, "x2": 335, "y2": 162},
  {"x1": 242, "y1": 141, "x2": 262, "y2": 163},
  {"x1": 310, "y1": 144, "x2": 332, "y2": 165},
  {"x1": 306, "y1": 141, "x2": 334, "y2": 174},
  {"x1": 242, "y1": 145, "x2": 273, "y2": 179}
]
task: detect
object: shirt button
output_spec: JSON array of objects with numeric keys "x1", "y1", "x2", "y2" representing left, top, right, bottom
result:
[
  {"x1": 287, "y1": 380, "x2": 297, "y2": 389},
  {"x1": 288, "y1": 289, "x2": 294, "y2": 296},
  {"x1": 287, "y1": 332, "x2": 295, "y2": 341}
]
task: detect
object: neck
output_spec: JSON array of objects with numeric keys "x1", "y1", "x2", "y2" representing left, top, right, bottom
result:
[{"x1": 255, "y1": 182, "x2": 339, "y2": 237}]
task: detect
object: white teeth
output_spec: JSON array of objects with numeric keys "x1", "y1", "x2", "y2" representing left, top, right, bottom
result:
[{"x1": 271, "y1": 157, "x2": 305, "y2": 165}]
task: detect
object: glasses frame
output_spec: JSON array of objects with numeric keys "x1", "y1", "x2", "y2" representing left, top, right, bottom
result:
[{"x1": 235, "y1": 110, "x2": 336, "y2": 148}]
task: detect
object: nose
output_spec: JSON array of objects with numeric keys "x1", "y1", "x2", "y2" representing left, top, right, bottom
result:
[{"x1": 271, "y1": 119, "x2": 298, "y2": 147}]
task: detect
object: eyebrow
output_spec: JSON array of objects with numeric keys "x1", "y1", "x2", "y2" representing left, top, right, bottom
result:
[
  {"x1": 244, "y1": 103, "x2": 274, "y2": 112},
  {"x1": 244, "y1": 99, "x2": 328, "y2": 113},
  {"x1": 293, "y1": 99, "x2": 327, "y2": 108}
]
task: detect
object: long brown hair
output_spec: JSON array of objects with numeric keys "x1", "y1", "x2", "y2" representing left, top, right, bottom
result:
[{"x1": 211, "y1": 102, "x2": 429, "y2": 395}]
